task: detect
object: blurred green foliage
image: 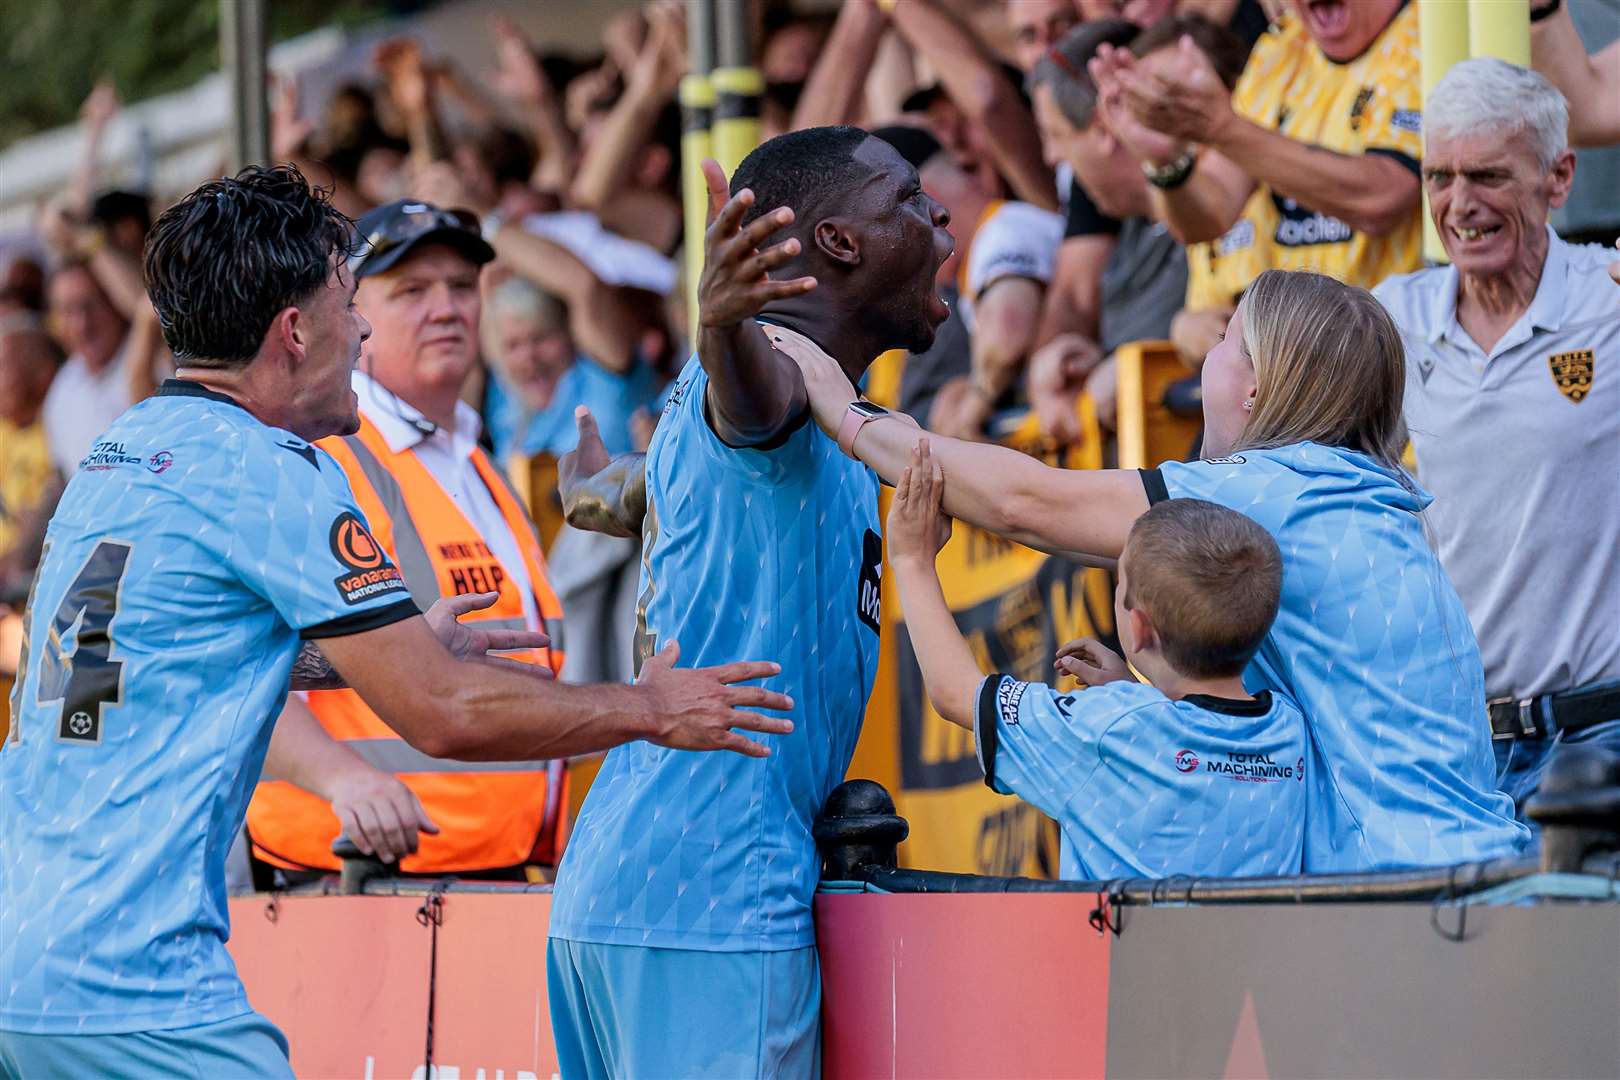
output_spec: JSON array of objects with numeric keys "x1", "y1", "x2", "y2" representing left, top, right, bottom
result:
[{"x1": 0, "y1": 0, "x2": 391, "y2": 150}]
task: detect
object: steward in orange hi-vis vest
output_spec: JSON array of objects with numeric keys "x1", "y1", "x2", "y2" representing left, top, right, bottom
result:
[{"x1": 247, "y1": 408, "x2": 569, "y2": 875}]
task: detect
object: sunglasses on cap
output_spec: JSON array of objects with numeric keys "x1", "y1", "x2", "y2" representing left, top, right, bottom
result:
[{"x1": 348, "y1": 203, "x2": 483, "y2": 278}]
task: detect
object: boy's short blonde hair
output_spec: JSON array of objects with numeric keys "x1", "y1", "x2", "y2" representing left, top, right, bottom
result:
[{"x1": 1122, "y1": 499, "x2": 1283, "y2": 679}]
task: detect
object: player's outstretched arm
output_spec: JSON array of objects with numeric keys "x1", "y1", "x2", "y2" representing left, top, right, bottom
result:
[
  {"x1": 887, "y1": 441, "x2": 978, "y2": 730},
  {"x1": 317, "y1": 616, "x2": 794, "y2": 761},
  {"x1": 768, "y1": 325, "x2": 1144, "y2": 563},
  {"x1": 291, "y1": 591, "x2": 554, "y2": 689},
  {"x1": 695, "y1": 158, "x2": 819, "y2": 447},
  {"x1": 558, "y1": 407, "x2": 647, "y2": 538}
]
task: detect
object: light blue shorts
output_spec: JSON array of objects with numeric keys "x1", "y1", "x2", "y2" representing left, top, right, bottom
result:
[
  {"x1": 0, "y1": 1010, "x2": 291, "y2": 1080},
  {"x1": 547, "y1": 938, "x2": 821, "y2": 1079}
]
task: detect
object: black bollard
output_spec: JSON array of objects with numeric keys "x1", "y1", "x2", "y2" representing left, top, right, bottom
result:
[
  {"x1": 331, "y1": 836, "x2": 390, "y2": 895},
  {"x1": 814, "y1": 779, "x2": 910, "y2": 881},
  {"x1": 1525, "y1": 744, "x2": 1620, "y2": 874}
]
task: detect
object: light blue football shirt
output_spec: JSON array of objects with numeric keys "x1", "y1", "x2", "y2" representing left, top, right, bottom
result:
[
  {"x1": 1146, "y1": 443, "x2": 1531, "y2": 871},
  {"x1": 519, "y1": 355, "x2": 663, "y2": 460},
  {"x1": 548, "y1": 354, "x2": 881, "y2": 951},
  {"x1": 977, "y1": 677, "x2": 1306, "y2": 880},
  {"x1": 0, "y1": 381, "x2": 418, "y2": 1034}
]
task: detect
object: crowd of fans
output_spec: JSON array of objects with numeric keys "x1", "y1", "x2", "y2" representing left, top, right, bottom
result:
[{"x1": 2, "y1": 0, "x2": 1618, "y2": 882}]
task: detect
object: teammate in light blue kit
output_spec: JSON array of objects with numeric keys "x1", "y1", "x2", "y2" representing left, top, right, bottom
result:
[
  {"x1": 887, "y1": 448, "x2": 1305, "y2": 880},
  {"x1": 549, "y1": 127, "x2": 955, "y2": 1076},
  {"x1": 0, "y1": 167, "x2": 789, "y2": 1079},
  {"x1": 779, "y1": 268, "x2": 1529, "y2": 875}
]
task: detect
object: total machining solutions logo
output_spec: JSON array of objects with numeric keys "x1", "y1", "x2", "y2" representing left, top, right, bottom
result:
[{"x1": 1174, "y1": 749, "x2": 1300, "y2": 783}]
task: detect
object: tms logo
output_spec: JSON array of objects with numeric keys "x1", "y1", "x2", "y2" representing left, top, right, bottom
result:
[
  {"x1": 1175, "y1": 749, "x2": 1200, "y2": 773},
  {"x1": 1296, "y1": 756, "x2": 1305, "y2": 782},
  {"x1": 147, "y1": 451, "x2": 174, "y2": 474}
]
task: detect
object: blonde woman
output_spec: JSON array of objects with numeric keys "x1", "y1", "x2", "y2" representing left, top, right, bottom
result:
[{"x1": 771, "y1": 268, "x2": 1530, "y2": 874}]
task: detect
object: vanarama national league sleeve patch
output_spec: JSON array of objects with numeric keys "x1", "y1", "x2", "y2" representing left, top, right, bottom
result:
[{"x1": 329, "y1": 511, "x2": 409, "y2": 605}]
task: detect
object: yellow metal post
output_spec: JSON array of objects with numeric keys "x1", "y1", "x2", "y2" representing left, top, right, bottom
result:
[
  {"x1": 1468, "y1": 0, "x2": 1531, "y2": 64},
  {"x1": 1420, "y1": 0, "x2": 1471, "y2": 262},
  {"x1": 710, "y1": 0, "x2": 761, "y2": 178},
  {"x1": 680, "y1": 74, "x2": 715, "y2": 339},
  {"x1": 710, "y1": 66, "x2": 764, "y2": 177}
]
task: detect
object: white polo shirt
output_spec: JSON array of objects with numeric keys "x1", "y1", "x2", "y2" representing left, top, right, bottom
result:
[
  {"x1": 41, "y1": 336, "x2": 133, "y2": 476},
  {"x1": 1374, "y1": 228, "x2": 1620, "y2": 701},
  {"x1": 959, "y1": 200, "x2": 1064, "y2": 333},
  {"x1": 352, "y1": 370, "x2": 542, "y2": 633}
]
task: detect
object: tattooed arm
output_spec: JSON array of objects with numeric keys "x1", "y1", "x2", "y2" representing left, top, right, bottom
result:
[
  {"x1": 289, "y1": 592, "x2": 556, "y2": 691},
  {"x1": 290, "y1": 642, "x2": 346, "y2": 690}
]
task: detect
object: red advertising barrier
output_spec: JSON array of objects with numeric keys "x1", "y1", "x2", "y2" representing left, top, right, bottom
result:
[
  {"x1": 229, "y1": 895, "x2": 432, "y2": 1078},
  {"x1": 815, "y1": 893, "x2": 1111, "y2": 1079},
  {"x1": 229, "y1": 891, "x2": 1114, "y2": 1080},
  {"x1": 228, "y1": 892, "x2": 560, "y2": 1080}
]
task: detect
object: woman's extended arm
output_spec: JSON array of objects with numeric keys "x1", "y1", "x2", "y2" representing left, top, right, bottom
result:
[{"x1": 766, "y1": 326, "x2": 1146, "y2": 561}]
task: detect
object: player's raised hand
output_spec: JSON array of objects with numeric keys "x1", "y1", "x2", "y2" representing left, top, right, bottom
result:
[
  {"x1": 886, "y1": 439, "x2": 953, "y2": 564},
  {"x1": 425, "y1": 591, "x2": 555, "y2": 676},
  {"x1": 560, "y1": 406, "x2": 611, "y2": 486},
  {"x1": 637, "y1": 640, "x2": 795, "y2": 758},
  {"x1": 763, "y1": 322, "x2": 857, "y2": 435},
  {"x1": 330, "y1": 767, "x2": 441, "y2": 864},
  {"x1": 698, "y1": 158, "x2": 817, "y2": 330},
  {"x1": 1056, "y1": 637, "x2": 1133, "y2": 686},
  {"x1": 558, "y1": 406, "x2": 645, "y2": 539}
]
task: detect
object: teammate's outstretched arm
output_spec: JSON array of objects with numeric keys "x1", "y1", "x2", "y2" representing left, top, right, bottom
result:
[
  {"x1": 768, "y1": 326, "x2": 1145, "y2": 563},
  {"x1": 885, "y1": 440, "x2": 979, "y2": 730},
  {"x1": 317, "y1": 617, "x2": 793, "y2": 761},
  {"x1": 695, "y1": 158, "x2": 819, "y2": 447}
]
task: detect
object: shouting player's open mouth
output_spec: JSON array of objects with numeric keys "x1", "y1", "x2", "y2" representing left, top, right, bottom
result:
[{"x1": 928, "y1": 227, "x2": 955, "y2": 325}]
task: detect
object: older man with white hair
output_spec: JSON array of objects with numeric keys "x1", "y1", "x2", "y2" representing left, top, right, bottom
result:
[{"x1": 1374, "y1": 59, "x2": 1620, "y2": 825}]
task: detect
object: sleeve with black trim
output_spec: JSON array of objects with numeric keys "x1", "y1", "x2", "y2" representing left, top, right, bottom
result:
[
  {"x1": 975, "y1": 674, "x2": 1011, "y2": 791},
  {"x1": 226, "y1": 433, "x2": 419, "y2": 633},
  {"x1": 1139, "y1": 467, "x2": 1169, "y2": 506}
]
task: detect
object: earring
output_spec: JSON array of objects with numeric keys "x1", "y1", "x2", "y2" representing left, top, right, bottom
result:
[{"x1": 1243, "y1": 399, "x2": 1253, "y2": 411}]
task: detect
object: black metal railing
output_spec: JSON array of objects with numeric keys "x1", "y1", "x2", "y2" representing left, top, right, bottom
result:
[{"x1": 305, "y1": 745, "x2": 1620, "y2": 904}]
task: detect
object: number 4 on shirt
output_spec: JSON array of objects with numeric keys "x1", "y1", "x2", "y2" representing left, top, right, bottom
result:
[{"x1": 23, "y1": 539, "x2": 134, "y2": 745}]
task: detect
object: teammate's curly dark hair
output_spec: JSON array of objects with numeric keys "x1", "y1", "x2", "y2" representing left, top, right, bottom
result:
[{"x1": 143, "y1": 164, "x2": 360, "y2": 367}]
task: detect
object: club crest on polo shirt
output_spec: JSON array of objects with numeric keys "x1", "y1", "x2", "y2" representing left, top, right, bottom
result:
[{"x1": 1548, "y1": 348, "x2": 1594, "y2": 403}]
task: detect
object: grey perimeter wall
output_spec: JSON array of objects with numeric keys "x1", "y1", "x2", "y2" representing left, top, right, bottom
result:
[{"x1": 1106, "y1": 904, "x2": 1620, "y2": 1079}]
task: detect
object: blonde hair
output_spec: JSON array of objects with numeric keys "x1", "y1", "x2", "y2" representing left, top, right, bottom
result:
[{"x1": 1236, "y1": 269, "x2": 1406, "y2": 471}]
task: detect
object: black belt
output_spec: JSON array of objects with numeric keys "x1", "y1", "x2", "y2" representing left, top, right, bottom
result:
[{"x1": 1489, "y1": 684, "x2": 1620, "y2": 741}]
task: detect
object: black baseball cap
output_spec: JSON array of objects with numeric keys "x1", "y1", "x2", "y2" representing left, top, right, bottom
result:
[{"x1": 349, "y1": 199, "x2": 495, "y2": 279}]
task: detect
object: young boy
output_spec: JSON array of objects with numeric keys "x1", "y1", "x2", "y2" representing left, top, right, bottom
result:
[{"x1": 888, "y1": 440, "x2": 1306, "y2": 880}]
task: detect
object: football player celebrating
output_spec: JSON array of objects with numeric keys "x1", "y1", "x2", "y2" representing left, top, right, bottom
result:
[{"x1": 0, "y1": 166, "x2": 792, "y2": 1078}]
